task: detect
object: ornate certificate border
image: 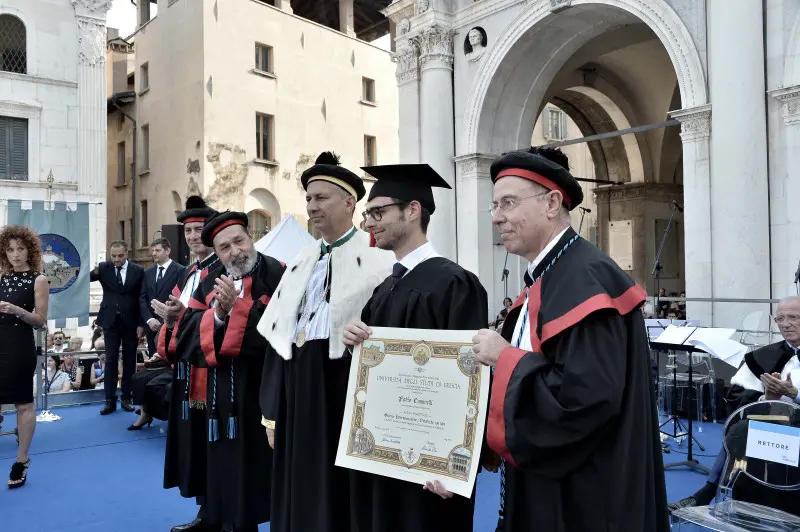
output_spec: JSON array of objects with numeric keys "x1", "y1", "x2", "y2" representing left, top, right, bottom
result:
[{"x1": 335, "y1": 327, "x2": 490, "y2": 498}]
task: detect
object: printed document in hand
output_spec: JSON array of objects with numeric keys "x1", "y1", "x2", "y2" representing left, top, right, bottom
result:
[{"x1": 654, "y1": 325, "x2": 747, "y2": 367}]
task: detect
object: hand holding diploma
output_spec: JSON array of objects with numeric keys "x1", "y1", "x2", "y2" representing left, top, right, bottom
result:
[
  {"x1": 343, "y1": 320, "x2": 372, "y2": 347},
  {"x1": 471, "y1": 328, "x2": 511, "y2": 367}
]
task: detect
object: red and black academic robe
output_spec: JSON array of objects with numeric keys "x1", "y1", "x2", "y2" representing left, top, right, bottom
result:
[
  {"x1": 349, "y1": 257, "x2": 489, "y2": 532},
  {"x1": 489, "y1": 227, "x2": 669, "y2": 532},
  {"x1": 159, "y1": 254, "x2": 222, "y2": 498},
  {"x1": 178, "y1": 253, "x2": 285, "y2": 528}
]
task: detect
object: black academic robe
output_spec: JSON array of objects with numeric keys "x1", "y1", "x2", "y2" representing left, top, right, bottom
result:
[
  {"x1": 160, "y1": 254, "x2": 222, "y2": 498},
  {"x1": 260, "y1": 340, "x2": 351, "y2": 532},
  {"x1": 725, "y1": 341, "x2": 798, "y2": 415},
  {"x1": 349, "y1": 256, "x2": 489, "y2": 532},
  {"x1": 179, "y1": 253, "x2": 285, "y2": 528},
  {"x1": 490, "y1": 227, "x2": 669, "y2": 532}
]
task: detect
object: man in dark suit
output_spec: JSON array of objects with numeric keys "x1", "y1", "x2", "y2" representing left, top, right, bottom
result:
[
  {"x1": 140, "y1": 237, "x2": 185, "y2": 357},
  {"x1": 90, "y1": 240, "x2": 145, "y2": 415}
]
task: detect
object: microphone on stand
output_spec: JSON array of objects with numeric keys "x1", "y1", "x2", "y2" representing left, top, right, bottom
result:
[
  {"x1": 670, "y1": 201, "x2": 684, "y2": 213},
  {"x1": 579, "y1": 207, "x2": 592, "y2": 213}
]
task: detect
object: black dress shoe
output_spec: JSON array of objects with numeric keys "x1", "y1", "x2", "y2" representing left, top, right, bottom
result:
[
  {"x1": 171, "y1": 518, "x2": 213, "y2": 532},
  {"x1": 120, "y1": 399, "x2": 135, "y2": 412},
  {"x1": 99, "y1": 401, "x2": 116, "y2": 415}
]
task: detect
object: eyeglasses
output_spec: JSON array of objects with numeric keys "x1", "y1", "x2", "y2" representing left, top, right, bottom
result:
[
  {"x1": 774, "y1": 314, "x2": 800, "y2": 324},
  {"x1": 362, "y1": 202, "x2": 405, "y2": 222},
  {"x1": 489, "y1": 191, "x2": 550, "y2": 216}
]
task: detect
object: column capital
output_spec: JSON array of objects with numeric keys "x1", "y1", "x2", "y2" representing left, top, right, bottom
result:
[
  {"x1": 454, "y1": 153, "x2": 495, "y2": 180},
  {"x1": 383, "y1": 0, "x2": 415, "y2": 38},
  {"x1": 669, "y1": 104, "x2": 711, "y2": 142},
  {"x1": 72, "y1": 0, "x2": 113, "y2": 19},
  {"x1": 771, "y1": 85, "x2": 800, "y2": 126},
  {"x1": 76, "y1": 16, "x2": 107, "y2": 67},
  {"x1": 417, "y1": 24, "x2": 455, "y2": 71},
  {"x1": 392, "y1": 43, "x2": 420, "y2": 85}
]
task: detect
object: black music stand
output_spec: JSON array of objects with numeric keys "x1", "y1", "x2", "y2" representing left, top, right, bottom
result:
[{"x1": 650, "y1": 341, "x2": 710, "y2": 474}]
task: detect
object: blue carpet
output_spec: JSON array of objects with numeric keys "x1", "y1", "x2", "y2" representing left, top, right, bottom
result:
[{"x1": 0, "y1": 406, "x2": 722, "y2": 531}]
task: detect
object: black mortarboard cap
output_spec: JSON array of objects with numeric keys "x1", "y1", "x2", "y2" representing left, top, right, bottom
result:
[
  {"x1": 490, "y1": 147, "x2": 583, "y2": 210},
  {"x1": 177, "y1": 195, "x2": 217, "y2": 224},
  {"x1": 201, "y1": 211, "x2": 248, "y2": 247},
  {"x1": 301, "y1": 151, "x2": 366, "y2": 201},
  {"x1": 362, "y1": 164, "x2": 452, "y2": 214}
]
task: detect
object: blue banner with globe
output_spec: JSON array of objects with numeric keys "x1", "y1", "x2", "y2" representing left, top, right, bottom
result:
[{"x1": 7, "y1": 200, "x2": 90, "y2": 327}]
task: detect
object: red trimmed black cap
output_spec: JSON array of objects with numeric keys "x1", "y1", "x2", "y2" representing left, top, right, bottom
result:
[
  {"x1": 362, "y1": 163, "x2": 451, "y2": 214},
  {"x1": 490, "y1": 147, "x2": 583, "y2": 210},
  {"x1": 301, "y1": 151, "x2": 366, "y2": 201},
  {"x1": 176, "y1": 196, "x2": 217, "y2": 224},
  {"x1": 201, "y1": 211, "x2": 248, "y2": 247}
]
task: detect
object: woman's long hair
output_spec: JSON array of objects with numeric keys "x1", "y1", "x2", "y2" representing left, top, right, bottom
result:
[{"x1": 0, "y1": 225, "x2": 43, "y2": 274}]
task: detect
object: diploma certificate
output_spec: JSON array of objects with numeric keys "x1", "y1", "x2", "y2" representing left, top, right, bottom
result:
[{"x1": 335, "y1": 327, "x2": 490, "y2": 498}]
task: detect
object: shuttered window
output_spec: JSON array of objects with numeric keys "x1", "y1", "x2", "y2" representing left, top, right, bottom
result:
[{"x1": 0, "y1": 116, "x2": 28, "y2": 181}]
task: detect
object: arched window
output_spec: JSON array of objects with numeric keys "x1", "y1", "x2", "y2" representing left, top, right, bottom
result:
[
  {"x1": 247, "y1": 209, "x2": 271, "y2": 241},
  {"x1": 0, "y1": 15, "x2": 26, "y2": 74}
]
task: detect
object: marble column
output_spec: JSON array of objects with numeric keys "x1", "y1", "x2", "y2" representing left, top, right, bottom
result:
[
  {"x1": 772, "y1": 86, "x2": 800, "y2": 297},
  {"x1": 455, "y1": 153, "x2": 497, "y2": 321},
  {"x1": 670, "y1": 105, "x2": 712, "y2": 325},
  {"x1": 418, "y1": 24, "x2": 457, "y2": 261},
  {"x1": 393, "y1": 43, "x2": 421, "y2": 163},
  {"x1": 339, "y1": 0, "x2": 355, "y2": 37},
  {"x1": 707, "y1": 0, "x2": 771, "y2": 328},
  {"x1": 73, "y1": 0, "x2": 111, "y2": 304}
]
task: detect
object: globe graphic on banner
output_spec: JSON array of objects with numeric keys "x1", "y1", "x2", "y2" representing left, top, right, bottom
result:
[{"x1": 40, "y1": 233, "x2": 81, "y2": 294}]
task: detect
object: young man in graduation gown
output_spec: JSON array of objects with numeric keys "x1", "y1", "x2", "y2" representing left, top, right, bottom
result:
[
  {"x1": 342, "y1": 163, "x2": 489, "y2": 532},
  {"x1": 669, "y1": 295, "x2": 800, "y2": 511},
  {"x1": 177, "y1": 211, "x2": 285, "y2": 532},
  {"x1": 150, "y1": 196, "x2": 222, "y2": 532},
  {"x1": 471, "y1": 147, "x2": 669, "y2": 532},
  {"x1": 256, "y1": 152, "x2": 394, "y2": 532}
]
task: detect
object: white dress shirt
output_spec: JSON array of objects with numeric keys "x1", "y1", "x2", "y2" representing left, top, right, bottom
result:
[
  {"x1": 117, "y1": 260, "x2": 128, "y2": 284},
  {"x1": 292, "y1": 227, "x2": 357, "y2": 344},
  {"x1": 156, "y1": 259, "x2": 173, "y2": 281},
  {"x1": 511, "y1": 227, "x2": 570, "y2": 351},
  {"x1": 396, "y1": 241, "x2": 440, "y2": 277}
]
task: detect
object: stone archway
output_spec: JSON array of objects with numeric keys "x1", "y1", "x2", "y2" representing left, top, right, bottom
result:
[{"x1": 455, "y1": 0, "x2": 711, "y2": 321}]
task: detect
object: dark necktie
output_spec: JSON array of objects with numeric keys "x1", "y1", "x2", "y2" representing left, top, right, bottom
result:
[
  {"x1": 156, "y1": 266, "x2": 164, "y2": 286},
  {"x1": 116, "y1": 266, "x2": 123, "y2": 287},
  {"x1": 392, "y1": 263, "x2": 408, "y2": 284}
]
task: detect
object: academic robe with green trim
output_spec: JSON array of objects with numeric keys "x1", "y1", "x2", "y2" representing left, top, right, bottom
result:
[
  {"x1": 489, "y1": 227, "x2": 669, "y2": 532},
  {"x1": 348, "y1": 256, "x2": 489, "y2": 532},
  {"x1": 159, "y1": 254, "x2": 222, "y2": 498},
  {"x1": 178, "y1": 252, "x2": 285, "y2": 528}
]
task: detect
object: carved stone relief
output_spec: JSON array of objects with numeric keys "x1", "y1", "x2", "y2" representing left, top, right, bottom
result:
[
  {"x1": 77, "y1": 18, "x2": 106, "y2": 67},
  {"x1": 71, "y1": 0, "x2": 114, "y2": 13},
  {"x1": 398, "y1": 18, "x2": 411, "y2": 35},
  {"x1": 392, "y1": 43, "x2": 420, "y2": 85},
  {"x1": 415, "y1": 0, "x2": 430, "y2": 15},
  {"x1": 418, "y1": 24, "x2": 455, "y2": 70},
  {"x1": 772, "y1": 86, "x2": 800, "y2": 126},
  {"x1": 669, "y1": 105, "x2": 711, "y2": 143}
]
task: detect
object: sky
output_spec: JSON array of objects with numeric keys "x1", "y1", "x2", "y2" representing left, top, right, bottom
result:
[{"x1": 106, "y1": 0, "x2": 151, "y2": 39}]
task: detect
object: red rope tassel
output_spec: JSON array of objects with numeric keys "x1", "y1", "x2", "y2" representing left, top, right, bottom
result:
[{"x1": 369, "y1": 232, "x2": 376, "y2": 247}]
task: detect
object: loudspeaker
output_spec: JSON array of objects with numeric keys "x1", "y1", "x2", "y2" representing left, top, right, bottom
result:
[{"x1": 161, "y1": 224, "x2": 189, "y2": 266}]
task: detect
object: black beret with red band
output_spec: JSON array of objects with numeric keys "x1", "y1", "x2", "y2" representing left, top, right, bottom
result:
[{"x1": 490, "y1": 149, "x2": 583, "y2": 211}]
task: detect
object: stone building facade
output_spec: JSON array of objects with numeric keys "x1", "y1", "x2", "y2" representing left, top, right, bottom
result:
[
  {"x1": 387, "y1": 0, "x2": 800, "y2": 328},
  {"x1": 0, "y1": 0, "x2": 111, "y2": 320},
  {"x1": 106, "y1": 0, "x2": 398, "y2": 261}
]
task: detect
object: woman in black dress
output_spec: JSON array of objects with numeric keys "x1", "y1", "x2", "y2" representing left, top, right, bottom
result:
[{"x1": 0, "y1": 226, "x2": 49, "y2": 489}]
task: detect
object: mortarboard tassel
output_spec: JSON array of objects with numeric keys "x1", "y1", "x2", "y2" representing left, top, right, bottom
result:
[
  {"x1": 208, "y1": 368, "x2": 219, "y2": 442},
  {"x1": 369, "y1": 231, "x2": 376, "y2": 247},
  {"x1": 227, "y1": 363, "x2": 239, "y2": 441},
  {"x1": 181, "y1": 362, "x2": 191, "y2": 420}
]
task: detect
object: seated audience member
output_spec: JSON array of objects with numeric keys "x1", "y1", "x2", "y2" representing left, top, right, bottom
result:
[
  {"x1": 37, "y1": 356, "x2": 71, "y2": 394},
  {"x1": 48, "y1": 331, "x2": 67, "y2": 354},
  {"x1": 68, "y1": 336, "x2": 84, "y2": 353},
  {"x1": 91, "y1": 353, "x2": 105, "y2": 389},
  {"x1": 678, "y1": 291, "x2": 687, "y2": 318},
  {"x1": 669, "y1": 296, "x2": 800, "y2": 511},
  {"x1": 490, "y1": 297, "x2": 513, "y2": 330},
  {"x1": 45, "y1": 333, "x2": 54, "y2": 352},
  {"x1": 90, "y1": 327, "x2": 103, "y2": 351},
  {"x1": 60, "y1": 352, "x2": 82, "y2": 391}
]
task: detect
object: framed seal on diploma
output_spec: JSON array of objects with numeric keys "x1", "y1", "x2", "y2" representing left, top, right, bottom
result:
[{"x1": 335, "y1": 327, "x2": 490, "y2": 498}]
